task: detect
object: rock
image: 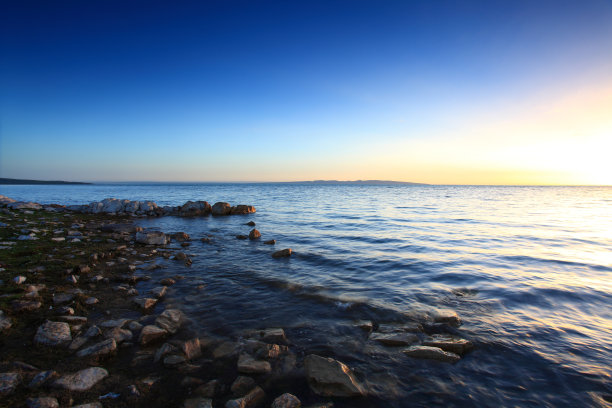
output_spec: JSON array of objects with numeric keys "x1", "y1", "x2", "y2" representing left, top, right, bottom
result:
[
  {"x1": 230, "y1": 376, "x2": 256, "y2": 397},
  {"x1": 175, "y1": 252, "x2": 188, "y2": 260},
  {"x1": 133, "y1": 297, "x2": 158, "y2": 310},
  {"x1": 69, "y1": 336, "x2": 89, "y2": 350},
  {"x1": 77, "y1": 338, "x2": 117, "y2": 357},
  {"x1": 211, "y1": 202, "x2": 231, "y2": 216},
  {"x1": 164, "y1": 354, "x2": 186, "y2": 367},
  {"x1": 136, "y1": 231, "x2": 169, "y2": 245},
  {"x1": 13, "y1": 275, "x2": 27, "y2": 284},
  {"x1": 237, "y1": 354, "x2": 272, "y2": 374},
  {"x1": 271, "y1": 248, "x2": 292, "y2": 258},
  {"x1": 57, "y1": 315, "x2": 87, "y2": 324},
  {"x1": 195, "y1": 379, "x2": 223, "y2": 397},
  {"x1": 0, "y1": 311, "x2": 11, "y2": 331},
  {"x1": 128, "y1": 321, "x2": 143, "y2": 331},
  {"x1": 28, "y1": 370, "x2": 58, "y2": 388},
  {"x1": 272, "y1": 393, "x2": 301, "y2": 408},
  {"x1": 355, "y1": 320, "x2": 373, "y2": 332},
  {"x1": 422, "y1": 334, "x2": 473, "y2": 355},
  {"x1": 246, "y1": 328, "x2": 287, "y2": 344},
  {"x1": 85, "y1": 296, "x2": 99, "y2": 305},
  {"x1": 105, "y1": 327, "x2": 133, "y2": 343},
  {"x1": 369, "y1": 332, "x2": 418, "y2": 346},
  {"x1": 150, "y1": 286, "x2": 167, "y2": 299},
  {"x1": 184, "y1": 398, "x2": 213, "y2": 408},
  {"x1": 304, "y1": 354, "x2": 366, "y2": 397},
  {"x1": 200, "y1": 237, "x2": 212, "y2": 244},
  {"x1": 139, "y1": 325, "x2": 167, "y2": 345},
  {"x1": 127, "y1": 383, "x2": 140, "y2": 396},
  {"x1": 212, "y1": 342, "x2": 239, "y2": 359},
  {"x1": 179, "y1": 201, "x2": 211, "y2": 217},
  {"x1": 155, "y1": 309, "x2": 184, "y2": 334},
  {"x1": 230, "y1": 205, "x2": 256, "y2": 215},
  {"x1": 67, "y1": 275, "x2": 79, "y2": 285},
  {"x1": 12, "y1": 300, "x2": 42, "y2": 312},
  {"x1": 160, "y1": 278, "x2": 176, "y2": 286},
  {"x1": 403, "y1": 345, "x2": 461, "y2": 362},
  {"x1": 171, "y1": 232, "x2": 191, "y2": 241},
  {"x1": 53, "y1": 367, "x2": 108, "y2": 391},
  {"x1": 85, "y1": 325, "x2": 102, "y2": 338},
  {"x1": 100, "y1": 223, "x2": 142, "y2": 233},
  {"x1": 99, "y1": 318, "x2": 130, "y2": 328},
  {"x1": 26, "y1": 397, "x2": 59, "y2": 408},
  {"x1": 182, "y1": 338, "x2": 202, "y2": 360},
  {"x1": 236, "y1": 235, "x2": 248, "y2": 240},
  {"x1": 34, "y1": 321, "x2": 72, "y2": 347},
  {"x1": 52, "y1": 293, "x2": 74, "y2": 305},
  {"x1": 154, "y1": 342, "x2": 177, "y2": 363},
  {"x1": 0, "y1": 372, "x2": 20, "y2": 396},
  {"x1": 72, "y1": 404, "x2": 103, "y2": 408},
  {"x1": 245, "y1": 221, "x2": 256, "y2": 226},
  {"x1": 263, "y1": 239, "x2": 275, "y2": 245},
  {"x1": 51, "y1": 237, "x2": 65, "y2": 242},
  {"x1": 225, "y1": 386, "x2": 265, "y2": 408},
  {"x1": 248, "y1": 229, "x2": 261, "y2": 240},
  {"x1": 432, "y1": 310, "x2": 461, "y2": 327},
  {"x1": 75, "y1": 264, "x2": 91, "y2": 274}
]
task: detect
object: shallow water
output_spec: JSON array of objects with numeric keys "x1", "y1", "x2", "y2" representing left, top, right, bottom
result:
[{"x1": 3, "y1": 183, "x2": 611, "y2": 407}]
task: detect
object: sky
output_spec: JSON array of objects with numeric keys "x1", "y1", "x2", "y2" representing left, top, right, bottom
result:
[{"x1": 1, "y1": 0, "x2": 611, "y2": 185}]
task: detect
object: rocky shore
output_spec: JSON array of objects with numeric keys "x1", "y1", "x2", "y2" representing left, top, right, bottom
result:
[{"x1": 0, "y1": 195, "x2": 474, "y2": 408}]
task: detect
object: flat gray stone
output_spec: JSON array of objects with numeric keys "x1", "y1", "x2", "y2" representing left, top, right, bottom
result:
[
  {"x1": 76, "y1": 338, "x2": 117, "y2": 357},
  {"x1": 184, "y1": 398, "x2": 213, "y2": 408},
  {"x1": 34, "y1": 321, "x2": 72, "y2": 347},
  {"x1": 54, "y1": 367, "x2": 108, "y2": 391},
  {"x1": 155, "y1": 309, "x2": 183, "y2": 334},
  {"x1": 304, "y1": 354, "x2": 366, "y2": 397},
  {"x1": 423, "y1": 334, "x2": 474, "y2": 355},
  {"x1": 0, "y1": 372, "x2": 21, "y2": 396},
  {"x1": 369, "y1": 332, "x2": 419, "y2": 346},
  {"x1": 403, "y1": 345, "x2": 461, "y2": 363},
  {"x1": 237, "y1": 354, "x2": 271, "y2": 374},
  {"x1": 139, "y1": 325, "x2": 167, "y2": 345}
]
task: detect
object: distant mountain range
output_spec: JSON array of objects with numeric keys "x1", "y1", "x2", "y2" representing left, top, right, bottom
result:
[{"x1": 0, "y1": 178, "x2": 91, "y2": 185}]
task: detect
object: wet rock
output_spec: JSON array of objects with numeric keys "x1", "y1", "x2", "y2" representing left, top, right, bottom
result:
[
  {"x1": 225, "y1": 386, "x2": 265, "y2": 408},
  {"x1": 355, "y1": 320, "x2": 373, "y2": 332},
  {"x1": 58, "y1": 315, "x2": 87, "y2": 325},
  {"x1": 182, "y1": 376, "x2": 204, "y2": 387},
  {"x1": 100, "y1": 223, "x2": 142, "y2": 233},
  {"x1": 212, "y1": 342, "x2": 239, "y2": 359},
  {"x1": 170, "y1": 232, "x2": 191, "y2": 241},
  {"x1": 12, "y1": 299, "x2": 42, "y2": 312},
  {"x1": 179, "y1": 201, "x2": 211, "y2": 217},
  {"x1": 28, "y1": 370, "x2": 58, "y2": 388},
  {"x1": 136, "y1": 231, "x2": 169, "y2": 245},
  {"x1": 139, "y1": 325, "x2": 167, "y2": 345},
  {"x1": 246, "y1": 328, "x2": 287, "y2": 344},
  {"x1": 195, "y1": 379, "x2": 224, "y2": 398},
  {"x1": 77, "y1": 338, "x2": 117, "y2": 357},
  {"x1": 72, "y1": 404, "x2": 103, "y2": 408},
  {"x1": 128, "y1": 321, "x2": 143, "y2": 332},
  {"x1": 154, "y1": 342, "x2": 177, "y2": 363},
  {"x1": 105, "y1": 327, "x2": 133, "y2": 344},
  {"x1": 175, "y1": 252, "x2": 188, "y2": 260},
  {"x1": 236, "y1": 235, "x2": 248, "y2": 240},
  {"x1": 34, "y1": 321, "x2": 72, "y2": 347},
  {"x1": 230, "y1": 205, "x2": 256, "y2": 215},
  {"x1": 150, "y1": 286, "x2": 167, "y2": 299},
  {"x1": 432, "y1": 310, "x2": 461, "y2": 327},
  {"x1": 155, "y1": 309, "x2": 184, "y2": 334},
  {"x1": 99, "y1": 318, "x2": 130, "y2": 329},
  {"x1": 272, "y1": 393, "x2": 301, "y2": 408},
  {"x1": 26, "y1": 397, "x2": 59, "y2": 408},
  {"x1": 184, "y1": 398, "x2": 213, "y2": 408},
  {"x1": 230, "y1": 376, "x2": 255, "y2": 397},
  {"x1": 263, "y1": 239, "x2": 276, "y2": 245},
  {"x1": 127, "y1": 383, "x2": 140, "y2": 396},
  {"x1": 182, "y1": 338, "x2": 202, "y2": 360},
  {"x1": 133, "y1": 297, "x2": 158, "y2": 310},
  {"x1": 245, "y1": 221, "x2": 256, "y2": 226},
  {"x1": 211, "y1": 202, "x2": 231, "y2": 216},
  {"x1": 0, "y1": 311, "x2": 11, "y2": 331},
  {"x1": 52, "y1": 293, "x2": 74, "y2": 305},
  {"x1": 160, "y1": 278, "x2": 176, "y2": 286},
  {"x1": 53, "y1": 367, "x2": 108, "y2": 391},
  {"x1": 272, "y1": 248, "x2": 292, "y2": 258},
  {"x1": 402, "y1": 345, "x2": 461, "y2": 363},
  {"x1": 0, "y1": 372, "x2": 21, "y2": 396},
  {"x1": 74, "y1": 264, "x2": 91, "y2": 274},
  {"x1": 85, "y1": 325, "x2": 102, "y2": 337},
  {"x1": 69, "y1": 336, "x2": 89, "y2": 350},
  {"x1": 200, "y1": 237, "x2": 212, "y2": 244},
  {"x1": 164, "y1": 354, "x2": 186, "y2": 367},
  {"x1": 304, "y1": 354, "x2": 366, "y2": 397},
  {"x1": 422, "y1": 335, "x2": 473, "y2": 355},
  {"x1": 248, "y1": 229, "x2": 261, "y2": 240},
  {"x1": 85, "y1": 296, "x2": 99, "y2": 305},
  {"x1": 369, "y1": 332, "x2": 418, "y2": 346},
  {"x1": 237, "y1": 354, "x2": 272, "y2": 374}
]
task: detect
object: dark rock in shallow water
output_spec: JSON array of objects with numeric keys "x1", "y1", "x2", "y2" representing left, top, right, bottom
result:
[
  {"x1": 272, "y1": 248, "x2": 292, "y2": 258},
  {"x1": 136, "y1": 231, "x2": 169, "y2": 245},
  {"x1": 230, "y1": 205, "x2": 256, "y2": 215},
  {"x1": 34, "y1": 321, "x2": 72, "y2": 347},
  {"x1": 184, "y1": 398, "x2": 213, "y2": 408},
  {"x1": 271, "y1": 393, "x2": 301, "y2": 408},
  {"x1": 369, "y1": 332, "x2": 418, "y2": 346},
  {"x1": 422, "y1": 334, "x2": 473, "y2": 355},
  {"x1": 100, "y1": 223, "x2": 142, "y2": 233},
  {"x1": 245, "y1": 221, "x2": 256, "y2": 226},
  {"x1": 304, "y1": 354, "x2": 366, "y2": 397},
  {"x1": 248, "y1": 229, "x2": 261, "y2": 240},
  {"x1": 230, "y1": 376, "x2": 255, "y2": 397},
  {"x1": 236, "y1": 235, "x2": 248, "y2": 240},
  {"x1": 179, "y1": 201, "x2": 211, "y2": 216},
  {"x1": 53, "y1": 367, "x2": 108, "y2": 391},
  {"x1": 263, "y1": 239, "x2": 276, "y2": 245},
  {"x1": 402, "y1": 345, "x2": 461, "y2": 363},
  {"x1": 225, "y1": 386, "x2": 265, "y2": 408},
  {"x1": 0, "y1": 372, "x2": 21, "y2": 396},
  {"x1": 26, "y1": 397, "x2": 59, "y2": 408}
]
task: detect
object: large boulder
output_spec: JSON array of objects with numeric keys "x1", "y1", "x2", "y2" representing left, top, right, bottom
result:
[
  {"x1": 136, "y1": 231, "x2": 169, "y2": 245},
  {"x1": 303, "y1": 354, "x2": 366, "y2": 397},
  {"x1": 179, "y1": 201, "x2": 211, "y2": 216},
  {"x1": 211, "y1": 202, "x2": 231, "y2": 216},
  {"x1": 34, "y1": 321, "x2": 72, "y2": 347},
  {"x1": 100, "y1": 198, "x2": 125, "y2": 213},
  {"x1": 53, "y1": 367, "x2": 108, "y2": 391},
  {"x1": 230, "y1": 205, "x2": 256, "y2": 215}
]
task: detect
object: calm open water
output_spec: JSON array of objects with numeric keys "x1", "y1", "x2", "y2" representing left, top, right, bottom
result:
[{"x1": 2, "y1": 184, "x2": 611, "y2": 407}]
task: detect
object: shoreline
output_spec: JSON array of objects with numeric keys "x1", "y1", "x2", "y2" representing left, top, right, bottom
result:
[{"x1": 0, "y1": 195, "x2": 472, "y2": 408}]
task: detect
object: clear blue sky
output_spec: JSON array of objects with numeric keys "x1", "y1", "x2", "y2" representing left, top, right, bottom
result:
[{"x1": 2, "y1": 0, "x2": 611, "y2": 183}]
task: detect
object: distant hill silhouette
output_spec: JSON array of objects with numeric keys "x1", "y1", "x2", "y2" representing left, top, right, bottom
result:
[
  {"x1": 0, "y1": 178, "x2": 91, "y2": 185},
  {"x1": 287, "y1": 180, "x2": 427, "y2": 185}
]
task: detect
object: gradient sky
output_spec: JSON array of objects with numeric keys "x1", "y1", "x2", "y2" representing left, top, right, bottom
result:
[{"x1": 1, "y1": 0, "x2": 611, "y2": 184}]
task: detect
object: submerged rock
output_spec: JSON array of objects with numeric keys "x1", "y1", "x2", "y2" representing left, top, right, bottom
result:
[
  {"x1": 26, "y1": 397, "x2": 59, "y2": 408},
  {"x1": 225, "y1": 386, "x2": 265, "y2": 408},
  {"x1": 34, "y1": 321, "x2": 72, "y2": 347},
  {"x1": 263, "y1": 239, "x2": 276, "y2": 245},
  {"x1": 432, "y1": 310, "x2": 461, "y2": 327},
  {"x1": 136, "y1": 231, "x2": 169, "y2": 245},
  {"x1": 304, "y1": 354, "x2": 366, "y2": 397},
  {"x1": 422, "y1": 334, "x2": 473, "y2": 355},
  {"x1": 402, "y1": 345, "x2": 461, "y2": 363},
  {"x1": 369, "y1": 332, "x2": 418, "y2": 346},
  {"x1": 237, "y1": 354, "x2": 272, "y2": 374},
  {"x1": 155, "y1": 309, "x2": 184, "y2": 334},
  {"x1": 139, "y1": 325, "x2": 167, "y2": 345},
  {"x1": 272, "y1": 248, "x2": 292, "y2": 258},
  {"x1": 54, "y1": 367, "x2": 108, "y2": 391},
  {"x1": 230, "y1": 376, "x2": 255, "y2": 397},
  {"x1": 272, "y1": 393, "x2": 301, "y2": 408},
  {"x1": 0, "y1": 372, "x2": 21, "y2": 396}
]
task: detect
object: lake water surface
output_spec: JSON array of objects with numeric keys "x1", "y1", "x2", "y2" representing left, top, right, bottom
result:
[{"x1": 2, "y1": 183, "x2": 611, "y2": 407}]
